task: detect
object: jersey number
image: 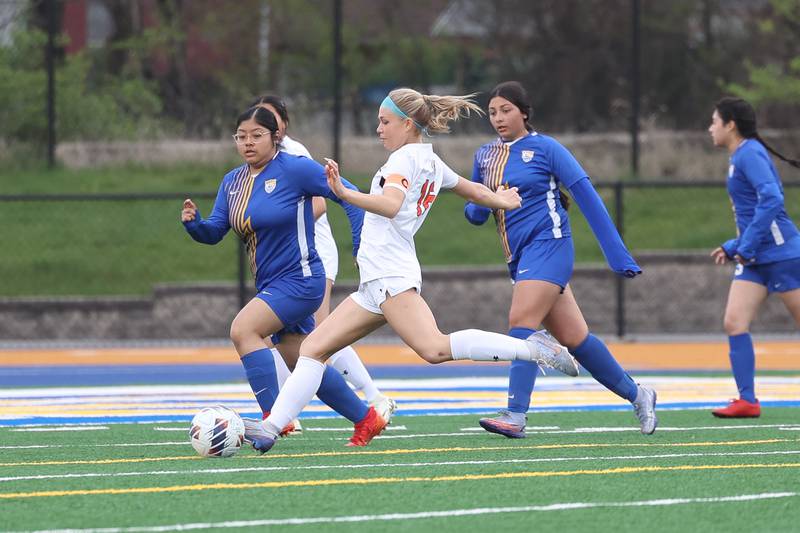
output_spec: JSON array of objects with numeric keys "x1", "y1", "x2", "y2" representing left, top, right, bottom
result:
[{"x1": 416, "y1": 180, "x2": 437, "y2": 216}]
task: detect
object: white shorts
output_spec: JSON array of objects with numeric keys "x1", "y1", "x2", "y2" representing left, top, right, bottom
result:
[
  {"x1": 350, "y1": 276, "x2": 421, "y2": 315},
  {"x1": 315, "y1": 213, "x2": 339, "y2": 282}
]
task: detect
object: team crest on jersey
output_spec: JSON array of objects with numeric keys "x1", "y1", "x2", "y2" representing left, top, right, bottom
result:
[
  {"x1": 521, "y1": 150, "x2": 535, "y2": 163},
  {"x1": 264, "y1": 179, "x2": 277, "y2": 193}
]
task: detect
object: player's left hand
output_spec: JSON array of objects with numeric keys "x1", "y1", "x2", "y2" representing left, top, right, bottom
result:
[
  {"x1": 323, "y1": 158, "x2": 347, "y2": 199},
  {"x1": 710, "y1": 247, "x2": 728, "y2": 265},
  {"x1": 733, "y1": 254, "x2": 754, "y2": 265}
]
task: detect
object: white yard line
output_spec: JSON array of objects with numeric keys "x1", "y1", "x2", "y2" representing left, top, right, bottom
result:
[
  {"x1": 12, "y1": 492, "x2": 797, "y2": 532},
  {"x1": 2, "y1": 449, "x2": 799, "y2": 484},
  {"x1": 459, "y1": 426, "x2": 560, "y2": 431},
  {"x1": 0, "y1": 442, "x2": 186, "y2": 450},
  {"x1": 375, "y1": 423, "x2": 800, "y2": 440},
  {"x1": 153, "y1": 425, "x2": 409, "y2": 432}
]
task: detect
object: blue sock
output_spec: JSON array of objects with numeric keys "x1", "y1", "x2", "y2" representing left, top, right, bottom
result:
[
  {"x1": 507, "y1": 327, "x2": 539, "y2": 413},
  {"x1": 241, "y1": 348, "x2": 279, "y2": 414},
  {"x1": 573, "y1": 333, "x2": 638, "y2": 403},
  {"x1": 316, "y1": 366, "x2": 369, "y2": 423},
  {"x1": 728, "y1": 333, "x2": 756, "y2": 403}
]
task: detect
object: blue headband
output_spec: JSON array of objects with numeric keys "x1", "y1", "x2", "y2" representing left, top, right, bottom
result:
[{"x1": 381, "y1": 95, "x2": 426, "y2": 133}]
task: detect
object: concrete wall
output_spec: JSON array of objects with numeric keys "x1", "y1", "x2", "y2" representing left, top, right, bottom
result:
[
  {"x1": 0, "y1": 253, "x2": 796, "y2": 341},
  {"x1": 54, "y1": 130, "x2": 800, "y2": 182}
]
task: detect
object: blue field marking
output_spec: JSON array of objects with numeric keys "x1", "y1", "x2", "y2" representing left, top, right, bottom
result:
[
  {"x1": 0, "y1": 365, "x2": 248, "y2": 387},
  {"x1": 3, "y1": 401, "x2": 800, "y2": 427}
]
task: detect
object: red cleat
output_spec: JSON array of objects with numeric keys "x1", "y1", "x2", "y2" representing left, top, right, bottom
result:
[
  {"x1": 347, "y1": 406, "x2": 387, "y2": 447},
  {"x1": 262, "y1": 412, "x2": 296, "y2": 436},
  {"x1": 712, "y1": 398, "x2": 761, "y2": 418}
]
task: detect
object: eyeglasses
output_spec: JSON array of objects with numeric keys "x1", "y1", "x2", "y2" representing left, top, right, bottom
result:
[{"x1": 232, "y1": 131, "x2": 270, "y2": 144}]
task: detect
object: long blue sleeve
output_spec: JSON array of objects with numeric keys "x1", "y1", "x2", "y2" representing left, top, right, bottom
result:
[
  {"x1": 182, "y1": 181, "x2": 230, "y2": 245},
  {"x1": 294, "y1": 156, "x2": 364, "y2": 256},
  {"x1": 721, "y1": 238, "x2": 739, "y2": 259},
  {"x1": 568, "y1": 177, "x2": 641, "y2": 277},
  {"x1": 464, "y1": 202, "x2": 491, "y2": 225},
  {"x1": 328, "y1": 177, "x2": 364, "y2": 257},
  {"x1": 736, "y1": 151, "x2": 785, "y2": 260}
]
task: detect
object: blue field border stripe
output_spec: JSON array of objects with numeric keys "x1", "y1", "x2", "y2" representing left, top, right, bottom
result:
[{"x1": 3, "y1": 400, "x2": 800, "y2": 427}]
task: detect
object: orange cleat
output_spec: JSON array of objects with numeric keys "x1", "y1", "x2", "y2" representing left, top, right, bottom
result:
[
  {"x1": 347, "y1": 406, "x2": 387, "y2": 447},
  {"x1": 262, "y1": 412, "x2": 296, "y2": 436},
  {"x1": 712, "y1": 398, "x2": 761, "y2": 418}
]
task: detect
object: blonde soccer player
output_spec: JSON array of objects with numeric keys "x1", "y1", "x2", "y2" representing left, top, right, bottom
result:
[
  {"x1": 250, "y1": 95, "x2": 397, "y2": 426},
  {"x1": 246, "y1": 88, "x2": 580, "y2": 452}
]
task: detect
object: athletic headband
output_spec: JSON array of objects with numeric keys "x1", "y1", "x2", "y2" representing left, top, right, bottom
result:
[{"x1": 381, "y1": 95, "x2": 427, "y2": 134}]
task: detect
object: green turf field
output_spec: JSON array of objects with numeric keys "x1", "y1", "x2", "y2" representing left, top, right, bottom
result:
[{"x1": 2, "y1": 410, "x2": 799, "y2": 532}]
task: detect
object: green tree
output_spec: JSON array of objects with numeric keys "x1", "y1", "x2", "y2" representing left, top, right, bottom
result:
[{"x1": 727, "y1": 0, "x2": 800, "y2": 106}]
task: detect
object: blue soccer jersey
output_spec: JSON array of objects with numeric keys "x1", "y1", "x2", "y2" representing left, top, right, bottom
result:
[
  {"x1": 472, "y1": 132, "x2": 587, "y2": 262},
  {"x1": 724, "y1": 139, "x2": 800, "y2": 264},
  {"x1": 183, "y1": 152, "x2": 363, "y2": 291}
]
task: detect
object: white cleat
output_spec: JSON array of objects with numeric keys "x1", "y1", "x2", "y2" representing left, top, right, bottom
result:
[
  {"x1": 369, "y1": 394, "x2": 398, "y2": 425},
  {"x1": 632, "y1": 385, "x2": 658, "y2": 435},
  {"x1": 525, "y1": 330, "x2": 579, "y2": 377},
  {"x1": 289, "y1": 418, "x2": 302, "y2": 433}
]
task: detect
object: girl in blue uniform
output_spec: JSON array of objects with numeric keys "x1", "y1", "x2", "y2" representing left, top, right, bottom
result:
[
  {"x1": 466, "y1": 81, "x2": 657, "y2": 437},
  {"x1": 181, "y1": 106, "x2": 378, "y2": 445},
  {"x1": 708, "y1": 97, "x2": 800, "y2": 418}
]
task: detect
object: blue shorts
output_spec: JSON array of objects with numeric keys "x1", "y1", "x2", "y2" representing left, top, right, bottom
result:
[
  {"x1": 508, "y1": 238, "x2": 574, "y2": 290},
  {"x1": 733, "y1": 257, "x2": 800, "y2": 293},
  {"x1": 255, "y1": 275, "x2": 326, "y2": 344}
]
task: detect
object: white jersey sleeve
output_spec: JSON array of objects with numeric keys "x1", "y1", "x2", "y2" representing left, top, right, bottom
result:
[
  {"x1": 439, "y1": 157, "x2": 460, "y2": 189},
  {"x1": 280, "y1": 135, "x2": 313, "y2": 158},
  {"x1": 380, "y1": 149, "x2": 415, "y2": 193}
]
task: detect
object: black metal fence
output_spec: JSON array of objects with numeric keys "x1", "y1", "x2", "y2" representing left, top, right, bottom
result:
[{"x1": 1, "y1": 181, "x2": 798, "y2": 337}]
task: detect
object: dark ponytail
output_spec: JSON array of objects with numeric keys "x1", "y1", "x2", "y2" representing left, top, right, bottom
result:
[
  {"x1": 250, "y1": 94, "x2": 290, "y2": 128},
  {"x1": 715, "y1": 97, "x2": 800, "y2": 169}
]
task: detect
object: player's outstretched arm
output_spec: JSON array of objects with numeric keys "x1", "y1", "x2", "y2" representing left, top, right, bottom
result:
[
  {"x1": 568, "y1": 177, "x2": 641, "y2": 278},
  {"x1": 450, "y1": 177, "x2": 521, "y2": 211}
]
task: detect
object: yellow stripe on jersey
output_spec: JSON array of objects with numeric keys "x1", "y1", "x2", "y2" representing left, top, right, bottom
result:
[
  {"x1": 482, "y1": 142, "x2": 512, "y2": 262},
  {"x1": 228, "y1": 167, "x2": 258, "y2": 276}
]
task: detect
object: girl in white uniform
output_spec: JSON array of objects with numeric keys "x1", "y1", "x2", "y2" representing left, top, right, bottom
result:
[
  {"x1": 251, "y1": 96, "x2": 396, "y2": 425},
  {"x1": 249, "y1": 88, "x2": 578, "y2": 452}
]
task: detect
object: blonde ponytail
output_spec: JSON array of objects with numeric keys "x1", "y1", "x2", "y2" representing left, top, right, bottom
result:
[{"x1": 388, "y1": 88, "x2": 483, "y2": 134}]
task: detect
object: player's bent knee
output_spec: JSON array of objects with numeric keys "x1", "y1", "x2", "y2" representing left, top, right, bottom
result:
[
  {"x1": 411, "y1": 336, "x2": 451, "y2": 364},
  {"x1": 723, "y1": 315, "x2": 749, "y2": 336},
  {"x1": 298, "y1": 337, "x2": 326, "y2": 359}
]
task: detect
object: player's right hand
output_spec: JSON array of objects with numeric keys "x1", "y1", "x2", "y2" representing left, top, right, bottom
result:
[
  {"x1": 497, "y1": 186, "x2": 522, "y2": 210},
  {"x1": 710, "y1": 246, "x2": 728, "y2": 265},
  {"x1": 181, "y1": 199, "x2": 197, "y2": 222}
]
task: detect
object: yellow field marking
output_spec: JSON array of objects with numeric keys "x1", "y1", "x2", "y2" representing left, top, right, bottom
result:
[
  {"x1": 0, "y1": 438, "x2": 794, "y2": 468},
  {"x1": 2, "y1": 462, "x2": 799, "y2": 500}
]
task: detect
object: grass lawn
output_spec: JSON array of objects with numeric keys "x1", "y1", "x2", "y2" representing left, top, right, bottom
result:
[{"x1": 1, "y1": 164, "x2": 798, "y2": 296}]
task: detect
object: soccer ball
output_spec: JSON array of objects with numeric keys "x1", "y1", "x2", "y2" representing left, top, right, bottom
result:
[{"x1": 189, "y1": 405, "x2": 245, "y2": 458}]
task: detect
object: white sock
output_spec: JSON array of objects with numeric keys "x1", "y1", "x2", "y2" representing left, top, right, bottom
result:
[
  {"x1": 272, "y1": 348, "x2": 291, "y2": 389},
  {"x1": 328, "y1": 345, "x2": 381, "y2": 402},
  {"x1": 449, "y1": 329, "x2": 532, "y2": 362},
  {"x1": 264, "y1": 356, "x2": 325, "y2": 436}
]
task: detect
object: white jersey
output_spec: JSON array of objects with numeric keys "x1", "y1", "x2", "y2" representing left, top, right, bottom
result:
[
  {"x1": 280, "y1": 135, "x2": 339, "y2": 280},
  {"x1": 357, "y1": 143, "x2": 460, "y2": 285}
]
